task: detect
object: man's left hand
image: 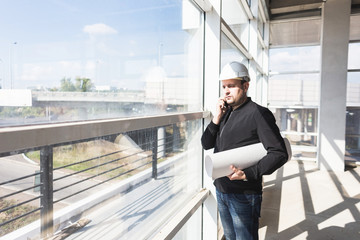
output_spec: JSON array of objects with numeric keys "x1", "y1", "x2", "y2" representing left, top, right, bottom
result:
[{"x1": 227, "y1": 165, "x2": 247, "y2": 181}]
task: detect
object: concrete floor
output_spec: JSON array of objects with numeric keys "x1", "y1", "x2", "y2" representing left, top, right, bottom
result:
[
  {"x1": 46, "y1": 159, "x2": 360, "y2": 240},
  {"x1": 259, "y1": 160, "x2": 360, "y2": 240}
]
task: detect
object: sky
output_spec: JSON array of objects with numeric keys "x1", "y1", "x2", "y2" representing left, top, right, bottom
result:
[
  {"x1": 0, "y1": 1, "x2": 358, "y2": 91},
  {"x1": 0, "y1": 0, "x2": 194, "y2": 90},
  {"x1": 270, "y1": 43, "x2": 360, "y2": 83}
]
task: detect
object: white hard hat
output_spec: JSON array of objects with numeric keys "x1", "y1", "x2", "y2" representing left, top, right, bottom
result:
[{"x1": 219, "y1": 61, "x2": 250, "y2": 82}]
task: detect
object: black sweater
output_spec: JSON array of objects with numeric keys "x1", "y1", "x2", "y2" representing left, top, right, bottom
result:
[{"x1": 201, "y1": 98, "x2": 288, "y2": 194}]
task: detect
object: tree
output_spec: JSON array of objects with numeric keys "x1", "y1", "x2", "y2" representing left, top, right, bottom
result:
[
  {"x1": 75, "y1": 77, "x2": 94, "y2": 92},
  {"x1": 60, "y1": 77, "x2": 76, "y2": 92}
]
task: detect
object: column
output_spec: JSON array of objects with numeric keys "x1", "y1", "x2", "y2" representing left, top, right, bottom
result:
[
  {"x1": 318, "y1": 0, "x2": 351, "y2": 171},
  {"x1": 203, "y1": 1, "x2": 221, "y2": 240}
]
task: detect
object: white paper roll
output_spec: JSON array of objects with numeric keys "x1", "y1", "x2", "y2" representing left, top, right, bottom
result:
[{"x1": 205, "y1": 138, "x2": 292, "y2": 180}]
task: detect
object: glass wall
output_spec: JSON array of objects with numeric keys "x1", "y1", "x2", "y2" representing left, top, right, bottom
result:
[
  {"x1": 0, "y1": 0, "x2": 278, "y2": 238},
  {"x1": 346, "y1": 107, "x2": 360, "y2": 162},
  {"x1": 220, "y1": 34, "x2": 247, "y2": 69},
  {"x1": 345, "y1": 42, "x2": 360, "y2": 163},
  {"x1": 222, "y1": 0, "x2": 250, "y2": 50},
  {"x1": 269, "y1": 46, "x2": 321, "y2": 161},
  {"x1": 0, "y1": 0, "x2": 203, "y2": 126},
  {"x1": 0, "y1": 1, "x2": 205, "y2": 239},
  {"x1": 220, "y1": 32, "x2": 248, "y2": 98}
]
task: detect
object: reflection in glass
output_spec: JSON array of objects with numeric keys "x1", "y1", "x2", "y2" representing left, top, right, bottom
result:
[
  {"x1": 220, "y1": 33, "x2": 247, "y2": 70},
  {"x1": 0, "y1": 0, "x2": 203, "y2": 126},
  {"x1": 221, "y1": 0, "x2": 249, "y2": 50},
  {"x1": 1, "y1": 119, "x2": 203, "y2": 237},
  {"x1": 269, "y1": 46, "x2": 320, "y2": 72},
  {"x1": 347, "y1": 72, "x2": 360, "y2": 105},
  {"x1": 271, "y1": 107, "x2": 318, "y2": 161},
  {"x1": 346, "y1": 107, "x2": 360, "y2": 163},
  {"x1": 268, "y1": 73, "x2": 320, "y2": 106},
  {"x1": 348, "y1": 42, "x2": 360, "y2": 70}
]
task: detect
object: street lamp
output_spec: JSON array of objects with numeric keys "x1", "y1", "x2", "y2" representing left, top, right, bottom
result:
[
  {"x1": 9, "y1": 41, "x2": 17, "y2": 89},
  {"x1": 0, "y1": 58, "x2": 3, "y2": 89}
]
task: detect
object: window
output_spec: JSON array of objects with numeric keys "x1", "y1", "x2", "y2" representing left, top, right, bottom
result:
[
  {"x1": 346, "y1": 42, "x2": 360, "y2": 162},
  {"x1": 346, "y1": 107, "x2": 360, "y2": 162},
  {"x1": 220, "y1": 33, "x2": 247, "y2": 68},
  {"x1": 257, "y1": 11, "x2": 265, "y2": 39},
  {"x1": 268, "y1": 73, "x2": 320, "y2": 106},
  {"x1": 257, "y1": 40, "x2": 264, "y2": 67},
  {"x1": 270, "y1": 107, "x2": 318, "y2": 161},
  {"x1": 348, "y1": 42, "x2": 360, "y2": 70},
  {"x1": 269, "y1": 46, "x2": 321, "y2": 72},
  {"x1": 347, "y1": 72, "x2": 360, "y2": 105},
  {"x1": 221, "y1": 0, "x2": 250, "y2": 50},
  {"x1": 0, "y1": 0, "x2": 204, "y2": 126},
  {"x1": 0, "y1": 1, "x2": 205, "y2": 238},
  {"x1": 269, "y1": 46, "x2": 321, "y2": 161}
]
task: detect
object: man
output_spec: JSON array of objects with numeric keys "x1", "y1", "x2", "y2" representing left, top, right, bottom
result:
[{"x1": 201, "y1": 61, "x2": 288, "y2": 240}]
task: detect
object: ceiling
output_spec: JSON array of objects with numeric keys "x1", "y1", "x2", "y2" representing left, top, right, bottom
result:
[
  {"x1": 267, "y1": 0, "x2": 360, "y2": 47},
  {"x1": 266, "y1": 0, "x2": 360, "y2": 20}
]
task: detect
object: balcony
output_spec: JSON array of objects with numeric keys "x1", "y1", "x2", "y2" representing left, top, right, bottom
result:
[
  {"x1": 0, "y1": 112, "x2": 208, "y2": 239},
  {"x1": 0, "y1": 112, "x2": 360, "y2": 240}
]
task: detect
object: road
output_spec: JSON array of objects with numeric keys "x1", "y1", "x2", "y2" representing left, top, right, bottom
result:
[
  {"x1": 1, "y1": 153, "x2": 198, "y2": 240},
  {"x1": 0, "y1": 155, "x2": 114, "y2": 209}
]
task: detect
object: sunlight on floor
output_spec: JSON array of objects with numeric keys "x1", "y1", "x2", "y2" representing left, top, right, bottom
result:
[{"x1": 259, "y1": 160, "x2": 360, "y2": 240}]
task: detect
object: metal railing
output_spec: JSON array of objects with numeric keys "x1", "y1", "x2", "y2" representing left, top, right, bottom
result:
[{"x1": 0, "y1": 111, "x2": 208, "y2": 239}]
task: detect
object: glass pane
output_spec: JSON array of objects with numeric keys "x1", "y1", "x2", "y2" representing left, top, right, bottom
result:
[
  {"x1": 221, "y1": 0, "x2": 249, "y2": 50},
  {"x1": 173, "y1": 208, "x2": 202, "y2": 239},
  {"x1": 348, "y1": 43, "x2": 360, "y2": 70},
  {"x1": 257, "y1": 40, "x2": 263, "y2": 67},
  {"x1": 270, "y1": 107, "x2": 318, "y2": 161},
  {"x1": 1, "y1": 119, "x2": 203, "y2": 238},
  {"x1": 269, "y1": 46, "x2": 321, "y2": 72},
  {"x1": 268, "y1": 73, "x2": 320, "y2": 106},
  {"x1": 0, "y1": 0, "x2": 204, "y2": 127},
  {"x1": 257, "y1": 13, "x2": 265, "y2": 38},
  {"x1": 255, "y1": 71, "x2": 264, "y2": 104},
  {"x1": 347, "y1": 72, "x2": 360, "y2": 106},
  {"x1": 346, "y1": 107, "x2": 360, "y2": 163},
  {"x1": 220, "y1": 33, "x2": 248, "y2": 96},
  {"x1": 221, "y1": 33, "x2": 247, "y2": 68}
]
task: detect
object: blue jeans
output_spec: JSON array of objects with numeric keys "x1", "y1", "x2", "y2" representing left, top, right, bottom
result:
[{"x1": 216, "y1": 189, "x2": 262, "y2": 240}]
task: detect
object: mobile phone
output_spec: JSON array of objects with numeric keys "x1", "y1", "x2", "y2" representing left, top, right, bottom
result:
[{"x1": 224, "y1": 101, "x2": 228, "y2": 108}]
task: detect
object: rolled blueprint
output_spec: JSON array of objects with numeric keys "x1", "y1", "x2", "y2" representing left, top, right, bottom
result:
[{"x1": 205, "y1": 138, "x2": 292, "y2": 180}]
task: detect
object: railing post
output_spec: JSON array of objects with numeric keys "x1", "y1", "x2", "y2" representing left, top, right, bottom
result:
[
  {"x1": 173, "y1": 123, "x2": 180, "y2": 152},
  {"x1": 40, "y1": 146, "x2": 54, "y2": 238},
  {"x1": 152, "y1": 127, "x2": 158, "y2": 179}
]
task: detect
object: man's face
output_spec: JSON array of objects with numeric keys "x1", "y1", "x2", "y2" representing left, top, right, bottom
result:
[{"x1": 221, "y1": 79, "x2": 249, "y2": 107}]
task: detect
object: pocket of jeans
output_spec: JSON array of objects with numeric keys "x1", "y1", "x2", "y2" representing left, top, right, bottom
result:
[
  {"x1": 252, "y1": 194, "x2": 262, "y2": 218},
  {"x1": 239, "y1": 194, "x2": 262, "y2": 218}
]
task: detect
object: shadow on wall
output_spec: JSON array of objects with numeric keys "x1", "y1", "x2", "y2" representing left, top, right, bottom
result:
[{"x1": 259, "y1": 160, "x2": 360, "y2": 240}]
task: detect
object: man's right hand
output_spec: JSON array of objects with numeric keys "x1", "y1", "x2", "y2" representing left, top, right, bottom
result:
[{"x1": 212, "y1": 98, "x2": 228, "y2": 125}]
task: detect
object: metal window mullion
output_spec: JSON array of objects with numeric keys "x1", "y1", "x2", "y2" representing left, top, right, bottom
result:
[
  {"x1": 258, "y1": 0, "x2": 269, "y2": 21},
  {"x1": 221, "y1": 20, "x2": 253, "y2": 60},
  {"x1": 257, "y1": 29, "x2": 267, "y2": 49},
  {"x1": 152, "y1": 189, "x2": 210, "y2": 240},
  {"x1": 240, "y1": 0, "x2": 254, "y2": 19},
  {"x1": 192, "y1": 0, "x2": 212, "y2": 12}
]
